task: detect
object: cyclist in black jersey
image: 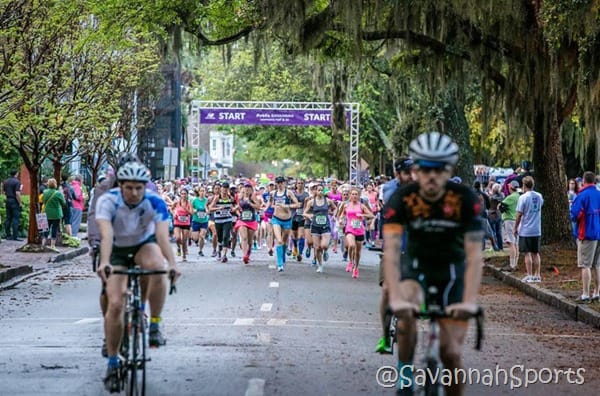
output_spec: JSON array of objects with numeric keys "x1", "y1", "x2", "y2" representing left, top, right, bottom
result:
[{"x1": 382, "y1": 132, "x2": 484, "y2": 396}]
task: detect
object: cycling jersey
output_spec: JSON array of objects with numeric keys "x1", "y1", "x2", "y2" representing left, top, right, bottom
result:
[
  {"x1": 95, "y1": 188, "x2": 169, "y2": 248},
  {"x1": 383, "y1": 182, "x2": 482, "y2": 268}
]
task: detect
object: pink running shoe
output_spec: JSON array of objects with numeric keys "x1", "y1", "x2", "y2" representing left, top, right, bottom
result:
[
  {"x1": 346, "y1": 261, "x2": 353, "y2": 272},
  {"x1": 352, "y1": 267, "x2": 359, "y2": 279}
]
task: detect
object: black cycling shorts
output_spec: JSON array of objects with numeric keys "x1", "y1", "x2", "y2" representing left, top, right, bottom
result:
[
  {"x1": 400, "y1": 257, "x2": 465, "y2": 308},
  {"x1": 110, "y1": 235, "x2": 157, "y2": 267}
]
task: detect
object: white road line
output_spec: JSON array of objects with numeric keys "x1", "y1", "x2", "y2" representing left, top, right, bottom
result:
[
  {"x1": 260, "y1": 303, "x2": 273, "y2": 312},
  {"x1": 257, "y1": 332, "x2": 271, "y2": 344},
  {"x1": 266, "y1": 319, "x2": 287, "y2": 326},
  {"x1": 234, "y1": 318, "x2": 255, "y2": 326},
  {"x1": 73, "y1": 318, "x2": 102, "y2": 324},
  {"x1": 269, "y1": 282, "x2": 279, "y2": 288},
  {"x1": 268, "y1": 264, "x2": 276, "y2": 269},
  {"x1": 245, "y1": 378, "x2": 265, "y2": 396}
]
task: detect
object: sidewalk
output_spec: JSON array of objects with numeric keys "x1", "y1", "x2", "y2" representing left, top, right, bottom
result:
[{"x1": 0, "y1": 237, "x2": 89, "y2": 289}]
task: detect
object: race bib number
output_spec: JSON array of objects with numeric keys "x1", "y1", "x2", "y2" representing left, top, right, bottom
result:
[
  {"x1": 197, "y1": 211, "x2": 207, "y2": 220},
  {"x1": 241, "y1": 210, "x2": 254, "y2": 221},
  {"x1": 315, "y1": 214, "x2": 328, "y2": 226},
  {"x1": 351, "y1": 219, "x2": 362, "y2": 229},
  {"x1": 177, "y1": 215, "x2": 190, "y2": 223}
]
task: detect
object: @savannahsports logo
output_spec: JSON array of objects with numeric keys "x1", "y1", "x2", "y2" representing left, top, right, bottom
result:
[{"x1": 205, "y1": 112, "x2": 216, "y2": 120}]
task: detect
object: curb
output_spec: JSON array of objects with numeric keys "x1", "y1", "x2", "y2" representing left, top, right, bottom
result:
[
  {"x1": 0, "y1": 264, "x2": 33, "y2": 284},
  {"x1": 0, "y1": 246, "x2": 89, "y2": 291},
  {"x1": 485, "y1": 263, "x2": 600, "y2": 329},
  {"x1": 49, "y1": 246, "x2": 89, "y2": 263}
]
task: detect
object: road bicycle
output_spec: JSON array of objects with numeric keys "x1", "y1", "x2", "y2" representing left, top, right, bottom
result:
[
  {"x1": 106, "y1": 262, "x2": 176, "y2": 396},
  {"x1": 388, "y1": 285, "x2": 484, "y2": 396}
]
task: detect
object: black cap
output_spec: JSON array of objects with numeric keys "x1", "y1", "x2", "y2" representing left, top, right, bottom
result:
[
  {"x1": 275, "y1": 176, "x2": 285, "y2": 183},
  {"x1": 221, "y1": 181, "x2": 230, "y2": 188},
  {"x1": 395, "y1": 158, "x2": 414, "y2": 172}
]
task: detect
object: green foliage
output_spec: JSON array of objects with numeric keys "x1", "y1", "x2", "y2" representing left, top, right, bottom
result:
[{"x1": 0, "y1": 195, "x2": 30, "y2": 238}]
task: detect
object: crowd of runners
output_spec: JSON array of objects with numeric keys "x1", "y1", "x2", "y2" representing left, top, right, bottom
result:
[{"x1": 153, "y1": 175, "x2": 383, "y2": 277}]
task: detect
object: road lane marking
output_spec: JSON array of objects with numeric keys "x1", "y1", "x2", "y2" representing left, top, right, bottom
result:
[
  {"x1": 266, "y1": 319, "x2": 287, "y2": 326},
  {"x1": 245, "y1": 378, "x2": 265, "y2": 396},
  {"x1": 260, "y1": 303, "x2": 273, "y2": 312},
  {"x1": 234, "y1": 318, "x2": 255, "y2": 325},
  {"x1": 268, "y1": 264, "x2": 276, "y2": 269},
  {"x1": 269, "y1": 282, "x2": 279, "y2": 288},
  {"x1": 74, "y1": 318, "x2": 102, "y2": 324}
]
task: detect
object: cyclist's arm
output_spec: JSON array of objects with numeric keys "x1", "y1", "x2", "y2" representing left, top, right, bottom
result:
[
  {"x1": 96, "y1": 219, "x2": 114, "y2": 280},
  {"x1": 462, "y1": 230, "x2": 484, "y2": 304},
  {"x1": 382, "y1": 222, "x2": 404, "y2": 303}
]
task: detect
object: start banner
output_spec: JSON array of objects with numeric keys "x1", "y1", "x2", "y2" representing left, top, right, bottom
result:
[{"x1": 199, "y1": 108, "x2": 350, "y2": 127}]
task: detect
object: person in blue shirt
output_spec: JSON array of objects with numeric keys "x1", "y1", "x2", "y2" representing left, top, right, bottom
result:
[{"x1": 570, "y1": 171, "x2": 600, "y2": 302}]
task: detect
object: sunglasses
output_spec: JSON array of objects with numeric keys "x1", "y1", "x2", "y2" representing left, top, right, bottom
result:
[{"x1": 418, "y1": 166, "x2": 446, "y2": 174}]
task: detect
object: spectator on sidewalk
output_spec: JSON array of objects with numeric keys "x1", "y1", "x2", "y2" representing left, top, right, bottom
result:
[
  {"x1": 501, "y1": 181, "x2": 521, "y2": 270},
  {"x1": 514, "y1": 176, "x2": 544, "y2": 283},
  {"x1": 488, "y1": 183, "x2": 504, "y2": 251},
  {"x1": 42, "y1": 178, "x2": 65, "y2": 253},
  {"x1": 61, "y1": 174, "x2": 76, "y2": 236},
  {"x1": 2, "y1": 169, "x2": 23, "y2": 241},
  {"x1": 570, "y1": 171, "x2": 600, "y2": 302},
  {"x1": 70, "y1": 174, "x2": 85, "y2": 237}
]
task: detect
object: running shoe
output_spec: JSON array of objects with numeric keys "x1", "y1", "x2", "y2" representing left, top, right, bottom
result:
[
  {"x1": 243, "y1": 255, "x2": 250, "y2": 264},
  {"x1": 231, "y1": 250, "x2": 236, "y2": 258},
  {"x1": 293, "y1": 247, "x2": 298, "y2": 257},
  {"x1": 323, "y1": 250, "x2": 329, "y2": 262},
  {"x1": 103, "y1": 364, "x2": 121, "y2": 393},
  {"x1": 296, "y1": 255, "x2": 302, "y2": 262},
  {"x1": 311, "y1": 259, "x2": 317, "y2": 267},
  {"x1": 277, "y1": 266, "x2": 284, "y2": 272},
  {"x1": 268, "y1": 249, "x2": 273, "y2": 256},
  {"x1": 316, "y1": 265, "x2": 323, "y2": 273},
  {"x1": 286, "y1": 249, "x2": 292, "y2": 256},
  {"x1": 199, "y1": 250, "x2": 204, "y2": 257},
  {"x1": 342, "y1": 250, "x2": 348, "y2": 262},
  {"x1": 578, "y1": 295, "x2": 591, "y2": 303},
  {"x1": 346, "y1": 262, "x2": 353, "y2": 272},
  {"x1": 531, "y1": 275, "x2": 541, "y2": 283},
  {"x1": 176, "y1": 246, "x2": 181, "y2": 256},
  {"x1": 182, "y1": 256, "x2": 187, "y2": 262},
  {"x1": 221, "y1": 256, "x2": 228, "y2": 263},
  {"x1": 521, "y1": 275, "x2": 532, "y2": 283},
  {"x1": 352, "y1": 267, "x2": 359, "y2": 279},
  {"x1": 149, "y1": 327, "x2": 166, "y2": 347},
  {"x1": 211, "y1": 250, "x2": 217, "y2": 258},
  {"x1": 305, "y1": 247, "x2": 311, "y2": 258},
  {"x1": 375, "y1": 337, "x2": 392, "y2": 354}
]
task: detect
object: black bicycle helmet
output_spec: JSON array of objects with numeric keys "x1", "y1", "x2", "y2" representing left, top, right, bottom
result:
[
  {"x1": 117, "y1": 162, "x2": 150, "y2": 183},
  {"x1": 409, "y1": 132, "x2": 458, "y2": 167},
  {"x1": 395, "y1": 157, "x2": 414, "y2": 172}
]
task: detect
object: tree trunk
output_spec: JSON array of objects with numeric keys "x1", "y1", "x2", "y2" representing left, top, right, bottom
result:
[
  {"x1": 531, "y1": 106, "x2": 572, "y2": 245},
  {"x1": 439, "y1": 94, "x2": 475, "y2": 186},
  {"x1": 53, "y1": 160, "x2": 63, "y2": 183},
  {"x1": 26, "y1": 166, "x2": 40, "y2": 245}
]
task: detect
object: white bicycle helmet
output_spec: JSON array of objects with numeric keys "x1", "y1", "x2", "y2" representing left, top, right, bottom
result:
[
  {"x1": 409, "y1": 131, "x2": 459, "y2": 167},
  {"x1": 117, "y1": 162, "x2": 150, "y2": 183}
]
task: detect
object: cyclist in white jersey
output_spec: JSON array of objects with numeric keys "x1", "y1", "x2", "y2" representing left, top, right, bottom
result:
[{"x1": 96, "y1": 162, "x2": 180, "y2": 392}]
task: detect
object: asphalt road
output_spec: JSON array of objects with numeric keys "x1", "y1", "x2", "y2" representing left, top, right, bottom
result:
[{"x1": 0, "y1": 243, "x2": 598, "y2": 395}]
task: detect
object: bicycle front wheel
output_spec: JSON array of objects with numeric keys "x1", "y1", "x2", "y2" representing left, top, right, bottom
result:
[{"x1": 127, "y1": 316, "x2": 146, "y2": 396}]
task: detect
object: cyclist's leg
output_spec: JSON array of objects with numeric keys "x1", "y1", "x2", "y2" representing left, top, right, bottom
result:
[
  {"x1": 438, "y1": 320, "x2": 468, "y2": 396},
  {"x1": 104, "y1": 270, "x2": 128, "y2": 357},
  {"x1": 135, "y1": 242, "x2": 168, "y2": 342},
  {"x1": 394, "y1": 279, "x2": 423, "y2": 393}
]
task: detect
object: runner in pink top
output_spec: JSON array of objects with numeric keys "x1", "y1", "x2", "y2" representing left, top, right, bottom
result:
[{"x1": 338, "y1": 187, "x2": 374, "y2": 279}]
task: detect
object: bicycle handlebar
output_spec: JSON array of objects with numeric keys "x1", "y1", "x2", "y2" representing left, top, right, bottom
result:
[
  {"x1": 414, "y1": 307, "x2": 484, "y2": 351},
  {"x1": 105, "y1": 267, "x2": 178, "y2": 295}
]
